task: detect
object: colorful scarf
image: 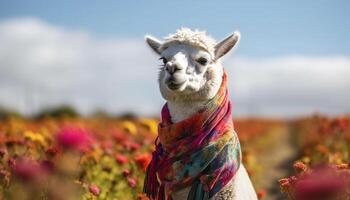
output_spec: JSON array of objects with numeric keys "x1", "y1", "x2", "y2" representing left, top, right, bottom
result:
[{"x1": 144, "y1": 71, "x2": 241, "y2": 200}]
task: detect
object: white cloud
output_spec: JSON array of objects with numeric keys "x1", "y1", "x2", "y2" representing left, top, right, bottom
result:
[
  {"x1": 0, "y1": 17, "x2": 349, "y2": 117},
  {"x1": 0, "y1": 17, "x2": 162, "y2": 116},
  {"x1": 226, "y1": 56, "x2": 350, "y2": 117}
]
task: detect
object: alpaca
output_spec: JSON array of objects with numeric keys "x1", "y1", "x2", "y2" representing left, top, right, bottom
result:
[{"x1": 144, "y1": 28, "x2": 258, "y2": 200}]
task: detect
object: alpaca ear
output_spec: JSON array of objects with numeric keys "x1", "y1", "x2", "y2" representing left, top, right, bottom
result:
[
  {"x1": 214, "y1": 31, "x2": 240, "y2": 60},
  {"x1": 145, "y1": 35, "x2": 162, "y2": 55}
]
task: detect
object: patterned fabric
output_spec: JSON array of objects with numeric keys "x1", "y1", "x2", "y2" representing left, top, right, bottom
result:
[{"x1": 144, "y1": 71, "x2": 241, "y2": 200}]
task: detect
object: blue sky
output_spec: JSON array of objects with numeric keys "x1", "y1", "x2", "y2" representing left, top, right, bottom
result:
[
  {"x1": 0, "y1": 1, "x2": 349, "y2": 117},
  {"x1": 1, "y1": 0, "x2": 349, "y2": 57}
]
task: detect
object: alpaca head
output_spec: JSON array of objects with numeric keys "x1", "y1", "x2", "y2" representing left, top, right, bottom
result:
[{"x1": 145, "y1": 28, "x2": 240, "y2": 103}]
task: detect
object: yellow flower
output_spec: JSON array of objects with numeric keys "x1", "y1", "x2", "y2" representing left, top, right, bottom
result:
[
  {"x1": 39, "y1": 128, "x2": 53, "y2": 141},
  {"x1": 139, "y1": 118, "x2": 158, "y2": 136},
  {"x1": 301, "y1": 156, "x2": 311, "y2": 164},
  {"x1": 24, "y1": 130, "x2": 47, "y2": 147},
  {"x1": 121, "y1": 121, "x2": 137, "y2": 135}
]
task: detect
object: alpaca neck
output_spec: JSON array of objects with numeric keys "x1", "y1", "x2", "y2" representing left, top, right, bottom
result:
[
  {"x1": 167, "y1": 100, "x2": 209, "y2": 123},
  {"x1": 167, "y1": 81, "x2": 222, "y2": 123}
]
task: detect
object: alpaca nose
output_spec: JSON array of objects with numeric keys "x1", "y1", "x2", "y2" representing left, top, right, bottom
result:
[{"x1": 166, "y1": 62, "x2": 182, "y2": 74}]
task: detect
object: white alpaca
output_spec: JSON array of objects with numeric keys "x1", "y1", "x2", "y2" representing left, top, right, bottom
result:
[{"x1": 145, "y1": 28, "x2": 258, "y2": 200}]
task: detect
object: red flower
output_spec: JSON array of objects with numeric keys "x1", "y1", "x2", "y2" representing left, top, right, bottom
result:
[
  {"x1": 123, "y1": 141, "x2": 140, "y2": 151},
  {"x1": 331, "y1": 117, "x2": 347, "y2": 131},
  {"x1": 56, "y1": 126, "x2": 90, "y2": 151},
  {"x1": 113, "y1": 130, "x2": 127, "y2": 142},
  {"x1": 7, "y1": 158, "x2": 16, "y2": 170},
  {"x1": 257, "y1": 189, "x2": 267, "y2": 199},
  {"x1": 127, "y1": 177, "x2": 137, "y2": 188},
  {"x1": 293, "y1": 162, "x2": 307, "y2": 174},
  {"x1": 45, "y1": 146, "x2": 60, "y2": 158},
  {"x1": 279, "y1": 178, "x2": 291, "y2": 193},
  {"x1": 89, "y1": 184, "x2": 100, "y2": 196},
  {"x1": 135, "y1": 154, "x2": 151, "y2": 172},
  {"x1": 101, "y1": 140, "x2": 114, "y2": 150},
  {"x1": 115, "y1": 154, "x2": 128, "y2": 165},
  {"x1": 123, "y1": 169, "x2": 130, "y2": 177}
]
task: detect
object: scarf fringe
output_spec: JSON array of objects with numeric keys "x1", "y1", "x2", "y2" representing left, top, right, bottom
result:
[{"x1": 144, "y1": 142, "x2": 162, "y2": 199}]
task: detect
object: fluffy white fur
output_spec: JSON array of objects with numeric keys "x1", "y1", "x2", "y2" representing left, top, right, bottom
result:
[
  {"x1": 160, "y1": 28, "x2": 217, "y2": 58},
  {"x1": 145, "y1": 28, "x2": 257, "y2": 200}
]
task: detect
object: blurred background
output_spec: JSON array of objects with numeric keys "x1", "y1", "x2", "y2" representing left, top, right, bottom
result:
[
  {"x1": 0, "y1": 1, "x2": 349, "y2": 200},
  {"x1": 0, "y1": 0, "x2": 349, "y2": 118}
]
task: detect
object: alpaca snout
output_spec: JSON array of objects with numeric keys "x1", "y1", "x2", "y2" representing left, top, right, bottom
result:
[
  {"x1": 165, "y1": 73, "x2": 187, "y2": 90},
  {"x1": 165, "y1": 61, "x2": 184, "y2": 74}
]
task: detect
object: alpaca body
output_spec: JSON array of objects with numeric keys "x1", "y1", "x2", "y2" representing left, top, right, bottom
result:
[
  {"x1": 172, "y1": 165, "x2": 257, "y2": 200},
  {"x1": 144, "y1": 28, "x2": 258, "y2": 200},
  {"x1": 168, "y1": 89, "x2": 258, "y2": 200}
]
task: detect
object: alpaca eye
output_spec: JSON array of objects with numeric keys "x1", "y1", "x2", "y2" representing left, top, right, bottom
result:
[
  {"x1": 196, "y1": 57, "x2": 208, "y2": 65},
  {"x1": 159, "y1": 57, "x2": 167, "y2": 65}
]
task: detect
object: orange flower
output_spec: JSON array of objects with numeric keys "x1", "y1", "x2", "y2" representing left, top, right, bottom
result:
[
  {"x1": 257, "y1": 189, "x2": 267, "y2": 199},
  {"x1": 137, "y1": 193, "x2": 150, "y2": 200},
  {"x1": 135, "y1": 154, "x2": 151, "y2": 171},
  {"x1": 316, "y1": 144, "x2": 329, "y2": 154},
  {"x1": 336, "y1": 163, "x2": 349, "y2": 170},
  {"x1": 293, "y1": 162, "x2": 307, "y2": 174}
]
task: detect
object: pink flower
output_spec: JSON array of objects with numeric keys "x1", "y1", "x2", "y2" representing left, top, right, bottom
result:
[
  {"x1": 40, "y1": 160, "x2": 55, "y2": 173},
  {"x1": 127, "y1": 177, "x2": 137, "y2": 188},
  {"x1": 56, "y1": 126, "x2": 90, "y2": 151},
  {"x1": 115, "y1": 154, "x2": 128, "y2": 165},
  {"x1": 89, "y1": 184, "x2": 100, "y2": 196},
  {"x1": 12, "y1": 158, "x2": 49, "y2": 183},
  {"x1": 294, "y1": 166, "x2": 346, "y2": 200}
]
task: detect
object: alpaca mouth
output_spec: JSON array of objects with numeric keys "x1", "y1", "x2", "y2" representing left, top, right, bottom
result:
[{"x1": 167, "y1": 81, "x2": 185, "y2": 90}]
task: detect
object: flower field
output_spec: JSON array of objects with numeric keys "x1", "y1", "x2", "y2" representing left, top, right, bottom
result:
[
  {"x1": 279, "y1": 115, "x2": 350, "y2": 200},
  {"x1": 0, "y1": 116, "x2": 157, "y2": 200},
  {"x1": 0, "y1": 114, "x2": 349, "y2": 200}
]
